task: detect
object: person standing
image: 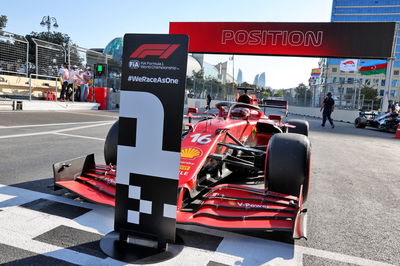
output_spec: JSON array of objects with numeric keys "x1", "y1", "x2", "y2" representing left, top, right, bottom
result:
[
  {"x1": 206, "y1": 94, "x2": 212, "y2": 110},
  {"x1": 387, "y1": 100, "x2": 396, "y2": 113},
  {"x1": 67, "y1": 65, "x2": 80, "y2": 101},
  {"x1": 395, "y1": 102, "x2": 400, "y2": 113},
  {"x1": 58, "y1": 63, "x2": 69, "y2": 101},
  {"x1": 320, "y1": 92, "x2": 335, "y2": 128},
  {"x1": 80, "y1": 67, "x2": 92, "y2": 102}
]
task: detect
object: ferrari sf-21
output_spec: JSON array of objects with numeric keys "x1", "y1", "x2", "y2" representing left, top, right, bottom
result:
[{"x1": 53, "y1": 88, "x2": 311, "y2": 239}]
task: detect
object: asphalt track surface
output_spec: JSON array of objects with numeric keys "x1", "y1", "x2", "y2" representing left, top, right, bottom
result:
[{"x1": 0, "y1": 109, "x2": 399, "y2": 265}]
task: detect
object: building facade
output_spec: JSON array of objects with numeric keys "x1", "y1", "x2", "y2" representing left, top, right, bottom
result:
[{"x1": 320, "y1": 0, "x2": 400, "y2": 108}]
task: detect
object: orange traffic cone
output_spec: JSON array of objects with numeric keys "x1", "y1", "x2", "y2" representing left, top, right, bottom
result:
[{"x1": 395, "y1": 124, "x2": 400, "y2": 139}]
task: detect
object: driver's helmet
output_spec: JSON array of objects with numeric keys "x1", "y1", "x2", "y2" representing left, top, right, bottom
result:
[
  {"x1": 231, "y1": 107, "x2": 250, "y2": 119},
  {"x1": 237, "y1": 94, "x2": 252, "y2": 104}
]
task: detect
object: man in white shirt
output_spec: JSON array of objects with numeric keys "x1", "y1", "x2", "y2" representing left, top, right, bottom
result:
[
  {"x1": 67, "y1": 65, "x2": 80, "y2": 101},
  {"x1": 59, "y1": 63, "x2": 69, "y2": 101}
]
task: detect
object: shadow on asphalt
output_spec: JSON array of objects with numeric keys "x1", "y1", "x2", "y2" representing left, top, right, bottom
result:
[{"x1": 10, "y1": 178, "x2": 65, "y2": 196}]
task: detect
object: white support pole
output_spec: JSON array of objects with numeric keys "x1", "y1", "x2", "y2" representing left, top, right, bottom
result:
[{"x1": 381, "y1": 58, "x2": 394, "y2": 112}]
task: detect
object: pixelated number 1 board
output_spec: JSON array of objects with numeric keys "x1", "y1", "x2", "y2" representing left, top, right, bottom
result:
[{"x1": 115, "y1": 34, "x2": 188, "y2": 243}]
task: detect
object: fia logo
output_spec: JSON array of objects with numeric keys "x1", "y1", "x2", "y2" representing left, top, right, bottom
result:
[{"x1": 129, "y1": 60, "x2": 140, "y2": 70}]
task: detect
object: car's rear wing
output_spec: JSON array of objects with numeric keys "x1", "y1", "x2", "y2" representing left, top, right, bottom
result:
[
  {"x1": 260, "y1": 99, "x2": 288, "y2": 110},
  {"x1": 259, "y1": 100, "x2": 288, "y2": 116}
]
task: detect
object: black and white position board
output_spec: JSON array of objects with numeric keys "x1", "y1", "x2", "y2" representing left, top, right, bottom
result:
[{"x1": 114, "y1": 34, "x2": 188, "y2": 244}]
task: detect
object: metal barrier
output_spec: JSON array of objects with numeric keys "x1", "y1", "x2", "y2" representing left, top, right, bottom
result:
[
  {"x1": 28, "y1": 74, "x2": 59, "y2": 101},
  {"x1": 0, "y1": 70, "x2": 27, "y2": 76},
  {"x1": 0, "y1": 31, "x2": 29, "y2": 77},
  {"x1": 31, "y1": 38, "x2": 66, "y2": 77}
]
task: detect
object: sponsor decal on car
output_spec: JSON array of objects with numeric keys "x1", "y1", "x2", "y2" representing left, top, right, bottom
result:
[
  {"x1": 236, "y1": 202, "x2": 269, "y2": 209},
  {"x1": 180, "y1": 165, "x2": 191, "y2": 171},
  {"x1": 180, "y1": 161, "x2": 194, "y2": 165},
  {"x1": 228, "y1": 200, "x2": 236, "y2": 206},
  {"x1": 180, "y1": 147, "x2": 202, "y2": 159},
  {"x1": 179, "y1": 171, "x2": 189, "y2": 176}
]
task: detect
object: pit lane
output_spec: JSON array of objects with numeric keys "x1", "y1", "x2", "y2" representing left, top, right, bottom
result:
[{"x1": 0, "y1": 109, "x2": 398, "y2": 265}]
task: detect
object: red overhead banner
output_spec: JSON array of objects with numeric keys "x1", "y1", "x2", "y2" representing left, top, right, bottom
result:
[{"x1": 169, "y1": 22, "x2": 396, "y2": 59}]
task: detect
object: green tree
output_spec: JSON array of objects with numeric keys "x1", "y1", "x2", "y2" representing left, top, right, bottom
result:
[
  {"x1": 295, "y1": 83, "x2": 312, "y2": 105},
  {"x1": 239, "y1": 81, "x2": 256, "y2": 89},
  {"x1": 192, "y1": 69, "x2": 204, "y2": 79},
  {"x1": 260, "y1": 87, "x2": 272, "y2": 98},
  {"x1": 360, "y1": 85, "x2": 378, "y2": 100},
  {"x1": 0, "y1": 15, "x2": 7, "y2": 29},
  {"x1": 26, "y1": 31, "x2": 71, "y2": 45},
  {"x1": 360, "y1": 85, "x2": 379, "y2": 110},
  {"x1": 273, "y1": 89, "x2": 285, "y2": 97}
]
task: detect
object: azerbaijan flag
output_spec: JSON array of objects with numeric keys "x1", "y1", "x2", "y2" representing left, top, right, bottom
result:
[{"x1": 359, "y1": 60, "x2": 387, "y2": 75}]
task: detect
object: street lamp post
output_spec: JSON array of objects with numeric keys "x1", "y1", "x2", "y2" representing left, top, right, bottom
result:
[{"x1": 40, "y1": 16, "x2": 59, "y2": 32}]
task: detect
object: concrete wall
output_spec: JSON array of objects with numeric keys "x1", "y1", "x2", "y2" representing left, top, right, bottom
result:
[
  {"x1": 187, "y1": 98, "x2": 221, "y2": 109},
  {"x1": 289, "y1": 106, "x2": 359, "y2": 123}
]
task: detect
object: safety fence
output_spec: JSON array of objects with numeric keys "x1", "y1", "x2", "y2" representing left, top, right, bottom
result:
[
  {"x1": 0, "y1": 31, "x2": 28, "y2": 76},
  {"x1": 32, "y1": 38, "x2": 66, "y2": 77},
  {"x1": 68, "y1": 45, "x2": 108, "y2": 70},
  {"x1": 186, "y1": 78, "x2": 236, "y2": 102},
  {"x1": 284, "y1": 86, "x2": 383, "y2": 111},
  {"x1": 0, "y1": 31, "x2": 115, "y2": 101}
]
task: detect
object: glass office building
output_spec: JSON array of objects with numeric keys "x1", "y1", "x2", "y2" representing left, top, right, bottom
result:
[{"x1": 321, "y1": 0, "x2": 400, "y2": 101}]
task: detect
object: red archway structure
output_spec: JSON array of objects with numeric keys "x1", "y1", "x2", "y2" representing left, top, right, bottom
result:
[{"x1": 169, "y1": 22, "x2": 396, "y2": 110}]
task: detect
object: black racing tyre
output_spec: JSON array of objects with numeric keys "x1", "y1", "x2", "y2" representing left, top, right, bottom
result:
[
  {"x1": 104, "y1": 121, "x2": 119, "y2": 165},
  {"x1": 287, "y1": 119, "x2": 309, "y2": 136},
  {"x1": 265, "y1": 133, "x2": 311, "y2": 202},
  {"x1": 354, "y1": 117, "x2": 367, "y2": 128}
]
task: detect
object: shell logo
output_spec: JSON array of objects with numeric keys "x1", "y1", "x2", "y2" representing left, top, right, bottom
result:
[
  {"x1": 228, "y1": 201, "x2": 236, "y2": 206},
  {"x1": 181, "y1": 147, "x2": 202, "y2": 159}
]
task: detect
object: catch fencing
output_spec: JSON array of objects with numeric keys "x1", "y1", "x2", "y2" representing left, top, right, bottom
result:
[
  {"x1": 68, "y1": 45, "x2": 108, "y2": 70},
  {"x1": 31, "y1": 38, "x2": 66, "y2": 77},
  {"x1": 0, "y1": 31, "x2": 28, "y2": 76},
  {"x1": 284, "y1": 86, "x2": 381, "y2": 111},
  {"x1": 186, "y1": 77, "x2": 236, "y2": 102}
]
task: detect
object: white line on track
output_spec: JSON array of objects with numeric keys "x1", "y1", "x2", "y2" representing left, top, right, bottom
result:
[
  {"x1": 53, "y1": 132, "x2": 105, "y2": 141},
  {"x1": 0, "y1": 184, "x2": 395, "y2": 266},
  {"x1": 0, "y1": 122, "x2": 113, "y2": 139},
  {"x1": 56, "y1": 111, "x2": 118, "y2": 118},
  {"x1": 0, "y1": 120, "x2": 115, "y2": 129}
]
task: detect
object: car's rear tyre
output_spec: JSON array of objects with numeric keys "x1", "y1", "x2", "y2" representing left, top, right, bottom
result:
[
  {"x1": 355, "y1": 117, "x2": 367, "y2": 128},
  {"x1": 265, "y1": 133, "x2": 310, "y2": 201},
  {"x1": 287, "y1": 119, "x2": 309, "y2": 136},
  {"x1": 104, "y1": 121, "x2": 119, "y2": 165}
]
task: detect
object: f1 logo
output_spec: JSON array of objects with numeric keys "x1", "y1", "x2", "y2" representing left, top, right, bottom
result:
[{"x1": 130, "y1": 44, "x2": 180, "y2": 59}]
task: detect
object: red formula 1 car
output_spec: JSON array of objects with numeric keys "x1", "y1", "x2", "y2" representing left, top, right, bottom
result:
[{"x1": 53, "y1": 88, "x2": 311, "y2": 239}]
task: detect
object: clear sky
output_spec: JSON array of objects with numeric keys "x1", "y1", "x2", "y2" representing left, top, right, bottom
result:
[{"x1": 1, "y1": 0, "x2": 333, "y2": 89}]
